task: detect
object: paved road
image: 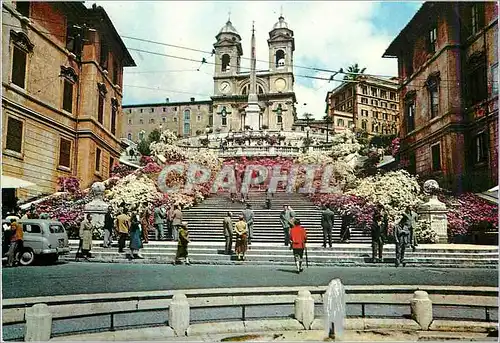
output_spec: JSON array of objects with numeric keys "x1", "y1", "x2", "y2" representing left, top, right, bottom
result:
[{"x1": 2, "y1": 262, "x2": 497, "y2": 299}]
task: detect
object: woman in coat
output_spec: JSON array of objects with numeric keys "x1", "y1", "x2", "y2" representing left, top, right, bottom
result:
[
  {"x1": 233, "y1": 215, "x2": 248, "y2": 261},
  {"x1": 129, "y1": 213, "x2": 143, "y2": 259},
  {"x1": 79, "y1": 214, "x2": 93, "y2": 260},
  {"x1": 175, "y1": 222, "x2": 190, "y2": 265}
]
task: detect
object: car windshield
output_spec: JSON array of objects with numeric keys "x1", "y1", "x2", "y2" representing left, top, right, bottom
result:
[{"x1": 49, "y1": 225, "x2": 65, "y2": 234}]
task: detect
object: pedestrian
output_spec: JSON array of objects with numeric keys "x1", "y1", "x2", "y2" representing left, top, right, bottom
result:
[
  {"x1": 153, "y1": 205, "x2": 165, "y2": 241},
  {"x1": 128, "y1": 213, "x2": 144, "y2": 259},
  {"x1": 166, "y1": 205, "x2": 174, "y2": 240},
  {"x1": 371, "y1": 204, "x2": 388, "y2": 263},
  {"x1": 223, "y1": 212, "x2": 233, "y2": 255},
  {"x1": 321, "y1": 205, "x2": 335, "y2": 248},
  {"x1": 290, "y1": 218, "x2": 307, "y2": 273},
  {"x1": 234, "y1": 215, "x2": 248, "y2": 261},
  {"x1": 140, "y1": 202, "x2": 150, "y2": 244},
  {"x1": 79, "y1": 214, "x2": 93, "y2": 260},
  {"x1": 28, "y1": 205, "x2": 39, "y2": 219},
  {"x1": 279, "y1": 205, "x2": 292, "y2": 246},
  {"x1": 103, "y1": 206, "x2": 114, "y2": 248},
  {"x1": 340, "y1": 211, "x2": 352, "y2": 243},
  {"x1": 403, "y1": 205, "x2": 419, "y2": 251},
  {"x1": 175, "y1": 221, "x2": 190, "y2": 265},
  {"x1": 6, "y1": 218, "x2": 24, "y2": 267},
  {"x1": 395, "y1": 213, "x2": 411, "y2": 267},
  {"x1": 242, "y1": 203, "x2": 254, "y2": 245},
  {"x1": 116, "y1": 208, "x2": 131, "y2": 253},
  {"x1": 172, "y1": 205, "x2": 183, "y2": 242},
  {"x1": 265, "y1": 187, "x2": 272, "y2": 209}
]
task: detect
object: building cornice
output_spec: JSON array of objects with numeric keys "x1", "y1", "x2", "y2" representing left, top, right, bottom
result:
[{"x1": 123, "y1": 100, "x2": 213, "y2": 108}]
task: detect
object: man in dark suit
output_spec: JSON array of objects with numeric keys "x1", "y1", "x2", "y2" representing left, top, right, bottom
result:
[
  {"x1": 321, "y1": 205, "x2": 335, "y2": 248},
  {"x1": 371, "y1": 204, "x2": 388, "y2": 263}
]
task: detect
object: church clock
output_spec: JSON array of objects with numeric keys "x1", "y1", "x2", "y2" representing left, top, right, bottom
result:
[{"x1": 219, "y1": 81, "x2": 231, "y2": 94}]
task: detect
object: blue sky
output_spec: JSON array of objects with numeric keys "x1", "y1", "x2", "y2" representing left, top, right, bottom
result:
[{"x1": 95, "y1": 1, "x2": 422, "y2": 118}]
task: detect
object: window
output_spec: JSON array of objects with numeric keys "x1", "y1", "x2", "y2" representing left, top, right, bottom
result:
[
  {"x1": 162, "y1": 117, "x2": 166, "y2": 123},
  {"x1": 95, "y1": 147, "x2": 102, "y2": 172},
  {"x1": 381, "y1": 102, "x2": 387, "y2": 108},
  {"x1": 112, "y1": 61, "x2": 119, "y2": 85},
  {"x1": 128, "y1": 109, "x2": 132, "y2": 114},
  {"x1": 139, "y1": 119, "x2": 144, "y2": 124},
  {"x1": 258, "y1": 85, "x2": 264, "y2": 94},
  {"x1": 474, "y1": 132, "x2": 488, "y2": 163},
  {"x1": 361, "y1": 109, "x2": 368, "y2": 116},
  {"x1": 174, "y1": 107, "x2": 177, "y2": 111},
  {"x1": 150, "y1": 108, "x2": 154, "y2": 113},
  {"x1": 12, "y1": 45, "x2": 27, "y2": 88},
  {"x1": 361, "y1": 86, "x2": 368, "y2": 95},
  {"x1": 111, "y1": 106, "x2": 117, "y2": 135},
  {"x1": 348, "y1": 121, "x2": 353, "y2": 128},
  {"x1": 361, "y1": 97, "x2": 368, "y2": 104},
  {"x1": 380, "y1": 90, "x2": 387, "y2": 99},
  {"x1": 97, "y1": 94, "x2": 104, "y2": 124},
  {"x1": 276, "y1": 49, "x2": 285, "y2": 68},
  {"x1": 371, "y1": 100, "x2": 378, "y2": 106},
  {"x1": 109, "y1": 157, "x2": 114, "y2": 176},
  {"x1": 23, "y1": 224, "x2": 41, "y2": 234},
  {"x1": 431, "y1": 143, "x2": 441, "y2": 171},
  {"x1": 16, "y1": 1, "x2": 30, "y2": 17},
  {"x1": 428, "y1": 27, "x2": 437, "y2": 53},
  {"x1": 383, "y1": 113, "x2": 388, "y2": 120},
  {"x1": 361, "y1": 121, "x2": 367, "y2": 130},
  {"x1": 149, "y1": 118, "x2": 155, "y2": 124},
  {"x1": 163, "y1": 108, "x2": 166, "y2": 112},
  {"x1": 222, "y1": 116, "x2": 227, "y2": 126},
  {"x1": 371, "y1": 87, "x2": 377, "y2": 97},
  {"x1": 371, "y1": 122, "x2": 376, "y2": 132},
  {"x1": 140, "y1": 109, "x2": 143, "y2": 113},
  {"x1": 347, "y1": 88, "x2": 353, "y2": 98},
  {"x1": 173, "y1": 117, "x2": 177, "y2": 122},
  {"x1": 128, "y1": 119, "x2": 132, "y2": 125},
  {"x1": 467, "y1": 54, "x2": 487, "y2": 105},
  {"x1": 389, "y1": 92, "x2": 396, "y2": 100},
  {"x1": 6, "y1": 117, "x2": 23, "y2": 153},
  {"x1": 429, "y1": 85, "x2": 439, "y2": 118},
  {"x1": 209, "y1": 115, "x2": 213, "y2": 126},
  {"x1": 62, "y1": 79, "x2": 73, "y2": 113},
  {"x1": 277, "y1": 114, "x2": 282, "y2": 123},
  {"x1": 127, "y1": 133, "x2": 132, "y2": 140},
  {"x1": 390, "y1": 104, "x2": 397, "y2": 110},
  {"x1": 347, "y1": 101, "x2": 352, "y2": 108},
  {"x1": 100, "y1": 38, "x2": 108, "y2": 70},
  {"x1": 405, "y1": 99, "x2": 416, "y2": 133},
  {"x1": 184, "y1": 109, "x2": 191, "y2": 120},
  {"x1": 221, "y1": 54, "x2": 230, "y2": 72},
  {"x1": 372, "y1": 111, "x2": 378, "y2": 118},
  {"x1": 183, "y1": 122, "x2": 190, "y2": 136},
  {"x1": 337, "y1": 119, "x2": 344, "y2": 126},
  {"x1": 197, "y1": 105, "x2": 201, "y2": 110},
  {"x1": 491, "y1": 64, "x2": 498, "y2": 96},
  {"x1": 471, "y1": 3, "x2": 485, "y2": 35},
  {"x1": 58, "y1": 138, "x2": 71, "y2": 168},
  {"x1": 197, "y1": 115, "x2": 201, "y2": 122}
]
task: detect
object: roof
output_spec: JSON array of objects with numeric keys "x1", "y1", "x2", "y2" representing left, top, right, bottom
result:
[
  {"x1": 88, "y1": 5, "x2": 136, "y2": 67},
  {"x1": 123, "y1": 100, "x2": 213, "y2": 108},
  {"x1": 382, "y1": 2, "x2": 434, "y2": 58},
  {"x1": 272, "y1": 15, "x2": 289, "y2": 30}
]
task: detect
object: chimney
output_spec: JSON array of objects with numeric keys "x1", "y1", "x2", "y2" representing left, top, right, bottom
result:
[
  {"x1": 165, "y1": 98, "x2": 169, "y2": 103},
  {"x1": 190, "y1": 97, "x2": 195, "y2": 102}
]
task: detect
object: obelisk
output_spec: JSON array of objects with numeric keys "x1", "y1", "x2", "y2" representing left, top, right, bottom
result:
[{"x1": 245, "y1": 21, "x2": 261, "y2": 131}]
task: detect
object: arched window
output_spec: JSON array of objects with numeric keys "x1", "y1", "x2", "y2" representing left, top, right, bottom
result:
[
  {"x1": 241, "y1": 85, "x2": 248, "y2": 95},
  {"x1": 275, "y1": 50, "x2": 285, "y2": 68},
  {"x1": 127, "y1": 133, "x2": 132, "y2": 140},
  {"x1": 184, "y1": 109, "x2": 190, "y2": 120},
  {"x1": 258, "y1": 85, "x2": 264, "y2": 94},
  {"x1": 221, "y1": 54, "x2": 230, "y2": 72}
]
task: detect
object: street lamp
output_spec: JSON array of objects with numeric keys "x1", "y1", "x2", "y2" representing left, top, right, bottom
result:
[
  {"x1": 305, "y1": 125, "x2": 311, "y2": 140},
  {"x1": 205, "y1": 126, "x2": 210, "y2": 140}
]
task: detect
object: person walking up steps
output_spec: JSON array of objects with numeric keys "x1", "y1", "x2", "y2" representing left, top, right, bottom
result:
[
  {"x1": 116, "y1": 209, "x2": 131, "y2": 253},
  {"x1": 280, "y1": 205, "x2": 292, "y2": 246},
  {"x1": 290, "y1": 219, "x2": 307, "y2": 273},
  {"x1": 234, "y1": 215, "x2": 248, "y2": 261},
  {"x1": 172, "y1": 205, "x2": 183, "y2": 242},
  {"x1": 321, "y1": 205, "x2": 335, "y2": 248},
  {"x1": 175, "y1": 222, "x2": 190, "y2": 265},
  {"x1": 242, "y1": 203, "x2": 254, "y2": 246},
  {"x1": 153, "y1": 206, "x2": 165, "y2": 241},
  {"x1": 103, "y1": 206, "x2": 114, "y2": 248},
  {"x1": 128, "y1": 214, "x2": 144, "y2": 259}
]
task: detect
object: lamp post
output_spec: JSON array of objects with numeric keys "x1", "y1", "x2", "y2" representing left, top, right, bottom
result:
[{"x1": 205, "y1": 126, "x2": 210, "y2": 140}]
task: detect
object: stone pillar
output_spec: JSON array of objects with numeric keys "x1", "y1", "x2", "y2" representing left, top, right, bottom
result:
[
  {"x1": 418, "y1": 180, "x2": 448, "y2": 243},
  {"x1": 411, "y1": 290, "x2": 433, "y2": 330},
  {"x1": 25, "y1": 303, "x2": 52, "y2": 341},
  {"x1": 295, "y1": 290, "x2": 315, "y2": 329},
  {"x1": 169, "y1": 293, "x2": 190, "y2": 336}
]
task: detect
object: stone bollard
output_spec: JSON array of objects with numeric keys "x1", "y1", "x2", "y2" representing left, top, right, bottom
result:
[
  {"x1": 411, "y1": 290, "x2": 433, "y2": 330},
  {"x1": 294, "y1": 290, "x2": 315, "y2": 329},
  {"x1": 324, "y1": 279, "x2": 346, "y2": 340},
  {"x1": 25, "y1": 303, "x2": 52, "y2": 341},
  {"x1": 169, "y1": 293, "x2": 190, "y2": 336}
]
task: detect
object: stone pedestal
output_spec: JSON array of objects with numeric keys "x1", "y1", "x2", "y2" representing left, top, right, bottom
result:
[
  {"x1": 84, "y1": 182, "x2": 109, "y2": 229},
  {"x1": 25, "y1": 303, "x2": 52, "y2": 341},
  {"x1": 411, "y1": 291, "x2": 433, "y2": 330},
  {"x1": 169, "y1": 293, "x2": 190, "y2": 336},
  {"x1": 295, "y1": 290, "x2": 315, "y2": 329},
  {"x1": 418, "y1": 180, "x2": 448, "y2": 243},
  {"x1": 245, "y1": 94, "x2": 261, "y2": 131}
]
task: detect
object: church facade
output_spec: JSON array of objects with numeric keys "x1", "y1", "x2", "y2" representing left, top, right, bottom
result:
[
  {"x1": 211, "y1": 15, "x2": 297, "y2": 132},
  {"x1": 122, "y1": 15, "x2": 297, "y2": 141}
]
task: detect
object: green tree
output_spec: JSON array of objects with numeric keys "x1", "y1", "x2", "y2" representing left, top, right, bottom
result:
[
  {"x1": 148, "y1": 128, "x2": 162, "y2": 143},
  {"x1": 341, "y1": 63, "x2": 367, "y2": 81},
  {"x1": 137, "y1": 139, "x2": 151, "y2": 156}
]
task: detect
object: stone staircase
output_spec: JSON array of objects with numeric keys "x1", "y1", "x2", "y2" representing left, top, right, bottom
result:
[{"x1": 170, "y1": 191, "x2": 371, "y2": 244}]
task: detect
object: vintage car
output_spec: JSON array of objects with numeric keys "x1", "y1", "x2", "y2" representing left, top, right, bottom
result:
[{"x1": 2, "y1": 219, "x2": 70, "y2": 266}]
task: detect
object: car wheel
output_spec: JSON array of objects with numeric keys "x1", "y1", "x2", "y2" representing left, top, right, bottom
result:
[{"x1": 18, "y1": 249, "x2": 35, "y2": 266}]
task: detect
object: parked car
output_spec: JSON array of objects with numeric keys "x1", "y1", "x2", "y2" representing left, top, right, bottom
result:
[{"x1": 2, "y1": 219, "x2": 70, "y2": 266}]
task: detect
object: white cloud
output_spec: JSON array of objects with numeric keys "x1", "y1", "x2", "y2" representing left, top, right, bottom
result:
[{"x1": 95, "y1": 1, "x2": 402, "y2": 119}]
